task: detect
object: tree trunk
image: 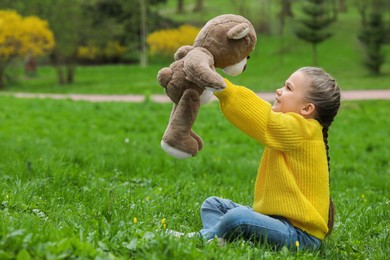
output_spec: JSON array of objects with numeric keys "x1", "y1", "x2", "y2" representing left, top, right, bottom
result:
[
  {"x1": 25, "y1": 56, "x2": 37, "y2": 77},
  {"x1": 339, "y1": 0, "x2": 347, "y2": 12},
  {"x1": 56, "y1": 66, "x2": 66, "y2": 85},
  {"x1": 332, "y1": 0, "x2": 338, "y2": 21},
  {"x1": 279, "y1": 0, "x2": 293, "y2": 18},
  {"x1": 177, "y1": 0, "x2": 184, "y2": 14},
  {"x1": 312, "y1": 43, "x2": 318, "y2": 66},
  {"x1": 356, "y1": 1, "x2": 368, "y2": 26},
  {"x1": 140, "y1": 0, "x2": 148, "y2": 68},
  {"x1": 67, "y1": 65, "x2": 75, "y2": 84},
  {"x1": 0, "y1": 71, "x2": 4, "y2": 89},
  {"x1": 193, "y1": 0, "x2": 203, "y2": 12}
]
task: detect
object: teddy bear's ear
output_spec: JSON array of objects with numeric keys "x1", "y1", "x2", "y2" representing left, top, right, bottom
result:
[{"x1": 227, "y1": 23, "x2": 250, "y2": 40}]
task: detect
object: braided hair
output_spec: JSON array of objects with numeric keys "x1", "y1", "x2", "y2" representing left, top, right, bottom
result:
[{"x1": 299, "y1": 67, "x2": 341, "y2": 236}]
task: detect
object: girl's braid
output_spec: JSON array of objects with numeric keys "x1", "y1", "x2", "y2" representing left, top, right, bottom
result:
[{"x1": 299, "y1": 67, "x2": 341, "y2": 237}]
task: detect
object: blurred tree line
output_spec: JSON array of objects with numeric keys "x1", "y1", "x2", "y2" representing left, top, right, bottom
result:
[
  {"x1": 0, "y1": 0, "x2": 389, "y2": 87},
  {"x1": 0, "y1": 10, "x2": 55, "y2": 88},
  {"x1": 0, "y1": 0, "x2": 173, "y2": 85}
]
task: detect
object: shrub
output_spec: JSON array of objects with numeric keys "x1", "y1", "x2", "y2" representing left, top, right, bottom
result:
[
  {"x1": 0, "y1": 10, "x2": 55, "y2": 87},
  {"x1": 358, "y1": 13, "x2": 387, "y2": 75},
  {"x1": 77, "y1": 41, "x2": 126, "y2": 63},
  {"x1": 147, "y1": 25, "x2": 200, "y2": 56}
]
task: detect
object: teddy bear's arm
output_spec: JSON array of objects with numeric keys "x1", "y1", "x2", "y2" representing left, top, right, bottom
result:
[
  {"x1": 174, "y1": 45, "x2": 194, "y2": 60},
  {"x1": 184, "y1": 48, "x2": 226, "y2": 91}
]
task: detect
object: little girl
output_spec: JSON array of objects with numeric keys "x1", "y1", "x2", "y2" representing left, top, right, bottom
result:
[{"x1": 198, "y1": 67, "x2": 341, "y2": 251}]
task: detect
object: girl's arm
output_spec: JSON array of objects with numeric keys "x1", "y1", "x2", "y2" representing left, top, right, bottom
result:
[{"x1": 215, "y1": 79, "x2": 318, "y2": 151}]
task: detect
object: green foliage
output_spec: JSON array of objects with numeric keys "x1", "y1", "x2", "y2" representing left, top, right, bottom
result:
[
  {"x1": 358, "y1": 12, "x2": 387, "y2": 74},
  {"x1": 0, "y1": 96, "x2": 389, "y2": 258},
  {"x1": 81, "y1": 0, "x2": 173, "y2": 61},
  {"x1": 295, "y1": 0, "x2": 334, "y2": 65},
  {"x1": 0, "y1": 0, "x2": 174, "y2": 70}
]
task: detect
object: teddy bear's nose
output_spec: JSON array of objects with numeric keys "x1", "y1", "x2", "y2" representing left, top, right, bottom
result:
[{"x1": 247, "y1": 56, "x2": 250, "y2": 60}]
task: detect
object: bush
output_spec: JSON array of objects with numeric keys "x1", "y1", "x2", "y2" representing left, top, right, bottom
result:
[
  {"x1": 77, "y1": 41, "x2": 127, "y2": 64},
  {"x1": 0, "y1": 9, "x2": 55, "y2": 87},
  {"x1": 358, "y1": 13, "x2": 387, "y2": 75},
  {"x1": 147, "y1": 25, "x2": 200, "y2": 57}
]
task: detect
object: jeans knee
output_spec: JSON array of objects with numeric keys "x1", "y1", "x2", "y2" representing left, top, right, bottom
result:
[
  {"x1": 201, "y1": 196, "x2": 220, "y2": 211},
  {"x1": 204, "y1": 196, "x2": 220, "y2": 204},
  {"x1": 216, "y1": 207, "x2": 251, "y2": 239},
  {"x1": 220, "y1": 207, "x2": 251, "y2": 228}
]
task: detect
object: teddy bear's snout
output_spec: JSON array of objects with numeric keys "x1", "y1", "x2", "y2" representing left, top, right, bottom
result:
[{"x1": 222, "y1": 58, "x2": 248, "y2": 76}]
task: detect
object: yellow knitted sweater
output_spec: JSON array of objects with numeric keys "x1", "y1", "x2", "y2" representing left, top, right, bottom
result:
[{"x1": 215, "y1": 79, "x2": 329, "y2": 239}]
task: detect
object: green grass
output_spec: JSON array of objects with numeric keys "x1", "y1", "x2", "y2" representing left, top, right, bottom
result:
[
  {"x1": 1, "y1": 96, "x2": 389, "y2": 259},
  {"x1": 4, "y1": 64, "x2": 164, "y2": 95}
]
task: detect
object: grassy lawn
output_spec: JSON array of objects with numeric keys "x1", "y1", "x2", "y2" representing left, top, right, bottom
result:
[
  {"x1": 1, "y1": 96, "x2": 389, "y2": 259},
  {"x1": 1, "y1": 1, "x2": 389, "y2": 258}
]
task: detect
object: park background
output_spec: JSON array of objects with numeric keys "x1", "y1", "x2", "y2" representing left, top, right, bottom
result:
[{"x1": 0, "y1": 0, "x2": 389, "y2": 259}]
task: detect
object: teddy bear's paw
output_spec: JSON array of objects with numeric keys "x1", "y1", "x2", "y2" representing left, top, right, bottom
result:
[
  {"x1": 205, "y1": 86, "x2": 225, "y2": 92},
  {"x1": 190, "y1": 131, "x2": 203, "y2": 151},
  {"x1": 200, "y1": 89, "x2": 214, "y2": 104},
  {"x1": 157, "y1": 67, "x2": 173, "y2": 88},
  {"x1": 161, "y1": 140, "x2": 193, "y2": 159}
]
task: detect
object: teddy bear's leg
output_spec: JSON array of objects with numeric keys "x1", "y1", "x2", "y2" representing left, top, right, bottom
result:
[
  {"x1": 161, "y1": 88, "x2": 201, "y2": 158},
  {"x1": 162, "y1": 104, "x2": 203, "y2": 152},
  {"x1": 190, "y1": 130, "x2": 203, "y2": 151},
  {"x1": 162, "y1": 103, "x2": 177, "y2": 137},
  {"x1": 162, "y1": 104, "x2": 204, "y2": 151}
]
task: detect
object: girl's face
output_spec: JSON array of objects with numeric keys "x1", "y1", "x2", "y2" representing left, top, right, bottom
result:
[{"x1": 272, "y1": 70, "x2": 315, "y2": 118}]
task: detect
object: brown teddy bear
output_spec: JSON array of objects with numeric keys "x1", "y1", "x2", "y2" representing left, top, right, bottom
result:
[{"x1": 157, "y1": 14, "x2": 257, "y2": 158}]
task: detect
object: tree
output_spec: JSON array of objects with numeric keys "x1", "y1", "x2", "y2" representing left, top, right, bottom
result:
[
  {"x1": 177, "y1": 0, "x2": 184, "y2": 14},
  {"x1": 277, "y1": 0, "x2": 295, "y2": 63},
  {"x1": 353, "y1": 0, "x2": 368, "y2": 26},
  {"x1": 42, "y1": 0, "x2": 86, "y2": 85},
  {"x1": 0, "y1": 0, "x2": 87, "y2": 85},
  {"x1": 279, "y1": 0, "x2": 294, "y2": 20},
  {"x1": 339, "y1": 0, "x2": 348, "y2": 12},
  {"x1": 295, "y1": 0, "x2": 334, "y2": 65},
  {"x1": 358, "y1": 12, "x2": 387, "y2": 74},
  {"x1": 193, "y1": 0, "x2": 203, "y2": 13},
  {"x1": 0, "y1": 10, "x2": 55, "y2": 88},
  {"x1": 139, "y1": 0, "x2": 148, "y2": 67},
  {"x1": 86, "y1": 0, "x2": 169, "y2": 67},
  {"x1": 1, "y1": 0, "x2": 170, "y2": 82}
]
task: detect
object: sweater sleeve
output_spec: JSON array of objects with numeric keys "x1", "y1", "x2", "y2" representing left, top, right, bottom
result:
[{"x1": 215, "y1": 79, "x2": 319, "y2": 151}]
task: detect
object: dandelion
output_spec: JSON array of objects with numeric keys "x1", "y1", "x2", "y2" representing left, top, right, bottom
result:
[
  {"x1": 295, "y1": 240, "x2": 300, "y2": 248},
  {"x1": 133, "y1": 217, "x2": 138, "y2": 224},
  {"x1": 161, "y1": 218, "x2": 167, "y2": 229}
]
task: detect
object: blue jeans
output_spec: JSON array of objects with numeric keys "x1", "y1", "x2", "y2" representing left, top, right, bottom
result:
[{"x1": 199, "y1": 196, "x2": 321, "y2": 251}]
